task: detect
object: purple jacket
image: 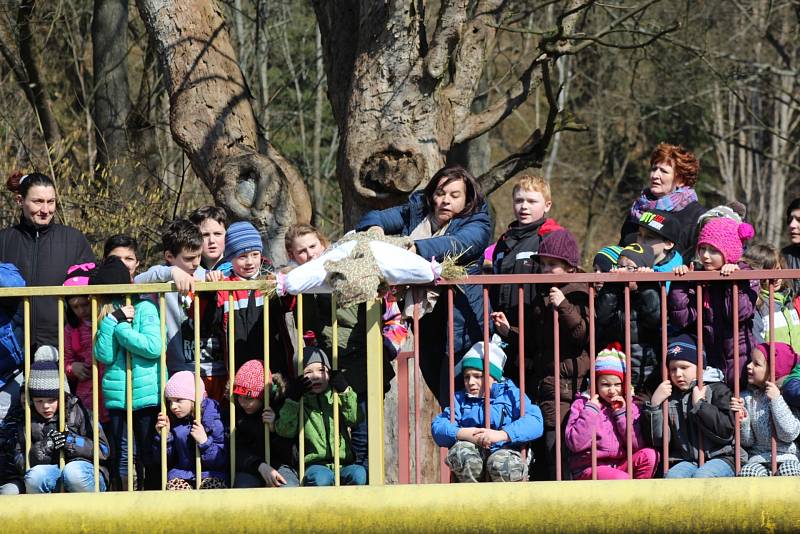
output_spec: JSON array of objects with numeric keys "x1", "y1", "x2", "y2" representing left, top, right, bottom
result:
[
  {"x1": 668, "y1": 262, "x2": 758, "y2": 385},
  {"x1": 154, "y1": 398, "x2": 228, "y2": 482},
  {"x1": 565, "y1": 395, "x2": 645, "y2": 473}
]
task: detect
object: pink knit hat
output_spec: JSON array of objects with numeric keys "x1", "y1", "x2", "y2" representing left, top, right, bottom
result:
[
  {"x1": 233, "y1": 360, "x2": 269, "y2": 399},
  {"x1": 164, "y1": 371, "x2": 206, "y2": 401},
  {"x1": 755, "y1": 342, "x2": 799, "y2": 381},
  {"x1": 63, "y1": 262, "x2": 96, "y2": 286},
  {"x1": 696, "y1": 217, "x2": 755, "y2": 264}
]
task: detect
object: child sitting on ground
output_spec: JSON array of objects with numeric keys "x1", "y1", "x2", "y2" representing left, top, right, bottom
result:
[
  {"x1": 431, "y1": 338, "x2": 543, "y2": 482},
  {"x1": 596, "y1": 244, "x2": 662, "y2": 399},
  {"x1": 231, "y1": 360, "x2": 299, "y2": 487},
  {"x1": 642, "y1": 334, "x2": 736, "y2": 478},
  {"x1": 730, "y1": 342, "x2": 800, "y2": 477},
  {"x1": 669, "y1": 217, "x2": 759, "y2": 386},
  {"x1": 154, "y1": 371, "x2": 227, "y2": 490},
  {"x1": 16, "y1": 357, "x2": 110, "y2": 492},
  {"x1": 565, "y1": 344, "x2": 657, "y2": 480},
  {"x1": 276, "y1": 346, "x2": 365, "y2": 486},
  {"x1": 742, "y1": 243, "x2": 800, "y2": 350}
]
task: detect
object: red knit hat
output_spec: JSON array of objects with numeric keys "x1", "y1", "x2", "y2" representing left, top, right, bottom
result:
[
  {"x1": 755, "y1": 342, "x2": 799, "y2": 381},
  {"x1": 233, "y1": 359, "x2": 269, "y2": 399}
]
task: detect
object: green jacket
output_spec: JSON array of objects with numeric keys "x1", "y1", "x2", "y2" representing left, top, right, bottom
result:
[
  {"x1": 754, "y1": 289, "x2": 800, "y2": 350},
  {"x1": 94, "y1": 298, "x2": 163, "y2": 410},
  {"x1": 275, "y1": 386, "x2": 359, "y2": 468}
]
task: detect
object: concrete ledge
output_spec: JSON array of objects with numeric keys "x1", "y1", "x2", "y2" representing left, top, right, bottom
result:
[{"x1": 4, "y1": 478, "x2": 800, "y2": 533}]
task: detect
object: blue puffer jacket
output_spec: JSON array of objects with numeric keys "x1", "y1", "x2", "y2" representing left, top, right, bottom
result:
[
  {"x1": 431, "y1": 379, "x2": 543, "y2": 453},
  {"x1": 0, "y1": 263, "x2": 24, "y2": 389},
  {"x1": 154, "y1": 397, "x2": 227, "y2": 482},
  {"x1": 356, "y1": 191, "x2": 492, "y2": 358}
]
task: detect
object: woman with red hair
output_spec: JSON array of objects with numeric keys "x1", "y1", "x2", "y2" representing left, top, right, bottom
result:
[{"x1": 620, "y1": 143, "x2": 707, "y2": 261}]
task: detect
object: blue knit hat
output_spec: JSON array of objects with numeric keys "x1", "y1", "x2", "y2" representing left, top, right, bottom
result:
[
  {"x1": 666, "y1": 334, "x2": 702, "y2": 366},
  {"x1": 593, "y1": 245, "x2": 622, "y2": 273},
  {"x1": 224, "y1": 221, "x2": 263, "y2": 262}
]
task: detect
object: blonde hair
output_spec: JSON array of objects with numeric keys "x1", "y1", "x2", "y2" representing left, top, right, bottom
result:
[
  {"x1": 742, "y1": 242, "x2": 786, "y2": 303},
  {"x1": 512, "y1": 174, "x2": 551, "y2": 202},
  {"x1": 284, "y1": 223, "x2": 330, "y2": 254},
  {"x1": 93, "y1": 296, "x2": 119, "y2": 345}
]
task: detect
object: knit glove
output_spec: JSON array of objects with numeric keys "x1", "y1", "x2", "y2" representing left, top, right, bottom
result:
[
  {"x1": 286, "y1": 376, "x2": 313, "y2": 401},
  {"x1": 45, "y1": 429, "x2": 67, "y2": 452},
  {"x1": 329, "y1": 370, "x2": 349, "y2": 394},
  {"x1": 111, "y1": 308, "x2": 129, "y2": 324}
]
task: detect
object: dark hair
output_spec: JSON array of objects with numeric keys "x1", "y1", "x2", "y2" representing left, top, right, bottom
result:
[
  {"x1": 162, "y1": 218, "x2": 203, "y2": 256},
  {"x1": 189, "y1": 205, "x2": 227, "y2": 228},
  {"x1": 103, "y1": 234, "x2": 139, "y2": 259},
  {"x1": 6, "y1": 172, "x2": 56, "y2": 199},
  {"x1": 786, "y1": 198, "x2": 800, "y2": 224},
  {"x1": 422, "y1": 165, "x2": 483, "y2": 218},
  {"x1": 65, "y1": 295, "x2": 88, "y2": 328}
]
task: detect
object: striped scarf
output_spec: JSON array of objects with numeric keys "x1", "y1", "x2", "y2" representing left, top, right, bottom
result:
[{"x1": 630, "y1": 187, "x2": 698, "y2": 220}]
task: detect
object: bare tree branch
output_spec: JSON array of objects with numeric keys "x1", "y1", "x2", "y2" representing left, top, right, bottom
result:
[{"x1": 424, "y1": 0, "x2": 468, "y2": 80}]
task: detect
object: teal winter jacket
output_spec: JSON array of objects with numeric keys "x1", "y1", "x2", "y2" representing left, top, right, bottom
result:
[{"x1": 94, "y1": 298, "x2": 162, "y2": 410}]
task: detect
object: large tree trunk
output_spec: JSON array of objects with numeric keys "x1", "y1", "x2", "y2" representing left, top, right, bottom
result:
[
  {"x1": 135, "y1": 0, "x2": 311, "y2": 261},
  {"x1": 92, "y1": 0, "x2": 134, "y2": 183},
  {"x1": 313, "y1": 0, "x2": 587, "y2": 227}
]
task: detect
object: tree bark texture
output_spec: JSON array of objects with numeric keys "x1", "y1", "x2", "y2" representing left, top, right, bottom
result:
[
  {"x1": 135, "y1": 0, "x2": 311, "y2": 261},
  {"x1": 314, "y1": 0, "x2": 580, "y2": 226}
]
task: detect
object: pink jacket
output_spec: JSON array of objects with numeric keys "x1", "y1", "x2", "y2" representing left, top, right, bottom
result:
[
  {"x1": 565, "y1": 395, "x2": 644, "y2": 473},
  {"x1": 65, "y1": 321, "x2": 108, "y2": 422}
]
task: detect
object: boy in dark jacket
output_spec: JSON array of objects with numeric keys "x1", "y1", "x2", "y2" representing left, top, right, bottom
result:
[
  {"x1": 17, "y1": 359, "x2": 110, "y2": 492},
  {"x1": 642, "y1": 334, "x2": 737, "y2": 478},
  {"x1": 489, "y1": 175, "x2": 562, "y2": 385},
  {"x1": 596, "y1": 243, "x2": 662, "y2": 399}
]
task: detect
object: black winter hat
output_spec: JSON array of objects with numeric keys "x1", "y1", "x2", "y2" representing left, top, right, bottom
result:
[
  {"x1": 89, "y1": 256, "x2": 131, "y2": 286},
  {"x1": 636, "y1": 209, "x2": 681, "y2": 245},
  {"x1": 618, "y1": 243, "x2": 655, "y2": 268}
]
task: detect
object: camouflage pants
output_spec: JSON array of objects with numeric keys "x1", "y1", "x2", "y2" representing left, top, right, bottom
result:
[{"x1": 446, "y1": 441, "x2": 527, "y2": 483}]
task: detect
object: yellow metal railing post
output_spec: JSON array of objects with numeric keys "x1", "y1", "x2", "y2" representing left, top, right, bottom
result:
[
  {"x1": 91, "y1": 297, "x2": 99, "y2": 492},
  {"x1": 297, "y1": 294, "x2": 305, "y2": 482},
  {"x1": 262, "y1": 285, "x2": 270, "y2": 470},
  {"x1": 159, "y1": 295, "x2": 168, "y2": 490},
  {"x1": 125, "y1": 295, "x2": 134, "y2": 491},
  {"x1": 228, "y1": 292, "x2": 236, "y2": 487},
  {"x1": 23, "y1": 298, "x2": 30, "y2": 471},
  {"x1": 366, "y1": 298, "x2": 384, "y2": 485},
  {"x1": 194, "y1": 294, "x2": 202, "y2": 490},
  {"x1": 57, "y1": 298, "x2": 65, "y2": 473},
  {"x1": 332, "y1": 295, "x2": 340, "y2": 486}
]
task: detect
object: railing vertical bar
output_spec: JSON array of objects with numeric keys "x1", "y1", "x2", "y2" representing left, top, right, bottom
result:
[
  {"x1": 23, "y1": 298, "x2": 31, "y2": 472},
  {"x1": 91, "y1": 297, "x2": 100, "y2": 491},
  {"x1": 413, "y1": 302, "x2": 421, "y2": 484},
  {"x1": 332, "y1": 295, "x2": 340, "y2": 486},
  {"x1": 732, "y1": 284, "x2": 741, "y2": 475},
  {"x1": 623, "y1": 284, "x2": 633, "y2": 477},
  {"x1": 518, "y1": 286, "x2": 527, "y2": 467},
  {"x1": 58, "y1": 299, "x2": 66, "y2": 475},
  {"x1": 365, "y1": 298, "x2": 385, "y2": 485},
  {"x1": 769, "y1": 282, "x2": 777, "y2": 475},
  {"x1": 588, "y1": 284, "x2": 597, "y2": 480},
  {"x1": 695, "y1": 284, "x2": 704, "y2": 467},
  {"x1": 553, "y1": 304, "x2": 562, "y2": 481},
  {"x1": 229, "y1": 292, "x2": 238, "y2": 487},
  {"x1": 159, "y1": 294, "x2": 168, "y2": 490},
  {"x1": 193, "y1": 294, "x2": 202, "y2": 489},
  {"x1": 442, "y1": 288, "x2": 455, "y2": 484},
  {"x1": 260, "y1": 288, "x2": 268, "y2": 476},
  {"x1": 482, "y1": 288, "x2": 490, "y2": 430},
  {"x1": 660, "y1": 284, "x2": 669, "y2": 475},
  {"x1": 125, "y1": 295, "x2": 134, "y2": 491},
  {"x1": 397, "y1": 351, "x2": 410, "y2": 484},
  {"x1": 296, "y1": 293, "x2": 305, "y2": 482}
]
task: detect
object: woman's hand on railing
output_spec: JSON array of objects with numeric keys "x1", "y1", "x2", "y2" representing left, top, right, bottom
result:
[
  {"x1": 155, "y1": 412, "x2": 171, "y2": 433},
  {"x1": 650, "y1": 381, "x2": 672, "y2": 405},
  {"x1": 490, "y1": 311, "x2": 510, "y2": 337}
]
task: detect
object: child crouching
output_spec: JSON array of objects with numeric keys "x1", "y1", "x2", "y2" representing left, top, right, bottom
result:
[
  {"x1": 565, "y1": 345, "x2": 657, "y2": 480},
  {"x1": 276, "y1": 347, "x2": 365, "y2": 486},
  {"x1": 431, "y1": 339, "x2": 543, "y2": 482},
  {"x1": 731, "y1": 342, "x2": 800, "y2": 477},
  {"x1": 155, "y1": 371, "x2": 227, "y2": 490},
  {"x1": 17, "y1": 358, "x2": 110, "y2": 492}
]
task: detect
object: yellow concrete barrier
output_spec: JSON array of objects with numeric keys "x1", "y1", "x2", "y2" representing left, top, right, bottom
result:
[{"x1": 4, "y1": 478, "x2": 800, "y2": 533}]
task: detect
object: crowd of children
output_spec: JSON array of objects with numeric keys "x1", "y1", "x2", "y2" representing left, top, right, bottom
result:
[{"x1": 2, "y1": 142, "x2": 800, "y2": 491}]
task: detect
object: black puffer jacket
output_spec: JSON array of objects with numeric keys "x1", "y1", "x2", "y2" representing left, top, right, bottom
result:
[
  {"x1": 228, "y1": 401, "x2": 298, "y2": 478},
  {"x1": 15, "y1": 394, "x2": 110, "y2": 480},
  {"x1": 0, "y1": 217, "x2": 94, "y2": 347},
  {"x1": 595, "y1": 282, "x2": 662, "y2": 395}
]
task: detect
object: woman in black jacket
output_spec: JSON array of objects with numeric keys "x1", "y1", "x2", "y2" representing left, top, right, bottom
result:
[{"x1": 0, "y1": 173, "x2": 95, "y2": 348}]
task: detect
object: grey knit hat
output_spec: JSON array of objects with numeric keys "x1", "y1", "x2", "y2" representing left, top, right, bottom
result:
[
  {"x1": 302, "y1": 346, "x2": 331, "y2": 371},
  {"x1": 28, "y1": 359, "x2": 59, "y2": 398}
]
